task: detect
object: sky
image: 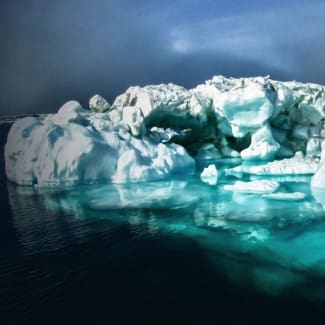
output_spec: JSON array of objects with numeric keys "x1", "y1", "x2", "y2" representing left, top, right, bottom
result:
[{"x1": 1, "y1": 0, "x2": 325, "y2": 116}]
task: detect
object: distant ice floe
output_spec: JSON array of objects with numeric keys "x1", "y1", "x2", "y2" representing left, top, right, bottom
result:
[{"x1": 4, "y1": 75, "x2": 325, "y2": 187}]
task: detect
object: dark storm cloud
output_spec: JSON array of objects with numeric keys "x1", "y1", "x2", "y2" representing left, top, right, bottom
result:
[
  {"x1": 1, "y1": 0, "x2": 325, "y2": 115},
  {"x1": 167, "y1": 2, "x2": 325, "y2": 80}
]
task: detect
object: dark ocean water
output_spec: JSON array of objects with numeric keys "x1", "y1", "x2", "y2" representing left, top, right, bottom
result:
[{"x1": 1, "y1": 119, "x2": 325, "y2": 324}]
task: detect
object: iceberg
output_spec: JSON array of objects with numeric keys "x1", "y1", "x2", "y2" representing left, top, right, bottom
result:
[
  {"x1": 200, "y1": 164, "x2": 219, "y2": 185},
  {"x1": 89, "y1": 94, "x2": 111, "y2": 113},
  {"x1": 4, "y1": 75, "x2": 325, "y2": 187}
]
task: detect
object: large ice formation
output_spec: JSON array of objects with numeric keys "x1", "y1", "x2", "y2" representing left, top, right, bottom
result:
[
  {"x1": 4, "y1": 75, "x2": 325, "y2": 187},
  {"x1": 5, "y1": 101, "x2": 194, "y2": 185}
]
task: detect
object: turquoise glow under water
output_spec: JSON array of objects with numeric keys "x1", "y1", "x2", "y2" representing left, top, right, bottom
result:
[{"x1": 8, "y1": 159, "x2": 325, "y2": 301}]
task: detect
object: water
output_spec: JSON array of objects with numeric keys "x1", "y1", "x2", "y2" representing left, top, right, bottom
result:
[{"x1": 1, "y1": 120, "x2": 325, "y2": 324}]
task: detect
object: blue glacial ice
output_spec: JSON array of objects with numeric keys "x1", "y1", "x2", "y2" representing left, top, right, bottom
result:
[{"x1": 7, "y1": 170, "x2": 325, "y2": 300}]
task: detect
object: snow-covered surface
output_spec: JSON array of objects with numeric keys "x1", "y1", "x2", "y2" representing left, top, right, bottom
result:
[
  {"x1": 5, "y1": 101, "x2": 195, "y2": 186},
  {"x1": 200, "y1": 164, "x2": 219, "y2": 185},
  {"x1": 224, "y1": 180, "x2": 280, "y2": 194},
  {"x1": 4, "y1": 75, "x2": 325, "y2": 186}
]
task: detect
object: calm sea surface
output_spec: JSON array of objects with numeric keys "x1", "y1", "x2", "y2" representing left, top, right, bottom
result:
[{"x1": 1, "y1": 118, "x2": 325, "y2": 324}]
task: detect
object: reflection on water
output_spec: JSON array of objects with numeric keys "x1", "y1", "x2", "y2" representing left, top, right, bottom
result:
[{"x1": 7, "y1": 171, "x2": 325, "y2": 301}]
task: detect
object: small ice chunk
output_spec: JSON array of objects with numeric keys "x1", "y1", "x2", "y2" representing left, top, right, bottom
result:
[
  {"x1": 89, "y1": 94, "x2": 111, "y2": 113},
  {"x1": 224, "y1": 180, "x2": 280, "y2": 194},
  {"x1": 149, "y1": 126, "x2": 180, "y2": 143},
  {"x1": 262, "y1": 192, "x2": 306, "y2": 201},
  {"x1": 200, "y1": 164, "x2": 219, "y2": 185}
]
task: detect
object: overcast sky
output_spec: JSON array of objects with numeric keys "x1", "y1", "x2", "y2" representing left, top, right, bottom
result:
[{"x1": 1, "y1": 0, "x2": 325, "y2": 115}]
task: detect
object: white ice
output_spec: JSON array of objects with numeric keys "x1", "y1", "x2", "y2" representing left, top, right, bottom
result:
[
  {"x1": 5, "y1": 75, "x2": 325, "y2": 187},
  {"x1": 200, "y1": 164, "x2": 219, "y2": 185},
  {"x1": 262, "y1": 192, "x2": 306, "y2": 201}
]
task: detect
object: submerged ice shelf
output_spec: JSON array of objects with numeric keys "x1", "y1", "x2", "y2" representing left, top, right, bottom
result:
[
  {"x1": 4, "y1": 75, "x2": 325, "y2": 189},
  {"x1": 7, "y1": 172, "x2": 325, "y2": 300}
]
